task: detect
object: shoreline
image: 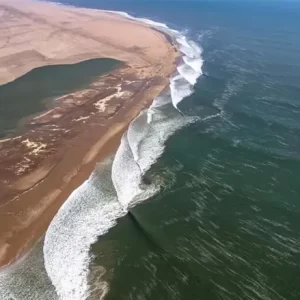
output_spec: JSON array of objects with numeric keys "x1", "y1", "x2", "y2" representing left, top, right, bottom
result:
[{"x1": 0, "y1": 0, "x2": 178, "y2": 268}]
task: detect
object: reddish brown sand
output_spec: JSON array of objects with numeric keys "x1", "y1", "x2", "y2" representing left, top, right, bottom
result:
[{"x1": 0, "y1": 0, "x2": 178, "y2": 267}]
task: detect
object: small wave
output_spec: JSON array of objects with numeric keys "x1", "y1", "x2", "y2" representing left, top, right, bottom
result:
[{"x1": 196, "y1": 29, "x2": 215, "y2": 42}]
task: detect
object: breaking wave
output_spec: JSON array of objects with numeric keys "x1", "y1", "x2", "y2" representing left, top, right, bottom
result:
[
  {"x1": 44, "y1": 158, "x2": 125, "y2": 300},
  {"x1": 41, "y1": 10, "x2": 204, "y2": 300},
  {"x1": 113, "y1": 94, "x2": 198, "y2": 210}
]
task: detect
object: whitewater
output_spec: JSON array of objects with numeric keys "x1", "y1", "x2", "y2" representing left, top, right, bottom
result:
[{"x1": 0, "y1": 9, "x2": 204, "y2": 300}]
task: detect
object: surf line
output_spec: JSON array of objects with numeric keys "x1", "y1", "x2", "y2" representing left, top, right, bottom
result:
[{"x1": 43, "y1": 8, "x2": 205, "y2": 300}]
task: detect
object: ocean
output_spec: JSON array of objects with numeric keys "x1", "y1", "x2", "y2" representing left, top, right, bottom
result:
[{"x1": 1, "y1": 0, "x2": 300, "y2": 299}]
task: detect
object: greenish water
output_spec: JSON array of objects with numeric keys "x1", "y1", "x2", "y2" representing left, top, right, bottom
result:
[
  {"x1": 86, "y1": 1, "x2": 300, "y2": 299},
  {"x1": 0, "y1": 58, "x2": 120, "y2": 138},
  {"x1": 92, "y1": 129, "x2": 300, "y2": 299}
]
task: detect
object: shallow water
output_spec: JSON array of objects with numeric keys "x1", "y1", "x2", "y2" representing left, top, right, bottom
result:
[{"x1": 0, "y1": 58, "x2": 120, "y2": 138}]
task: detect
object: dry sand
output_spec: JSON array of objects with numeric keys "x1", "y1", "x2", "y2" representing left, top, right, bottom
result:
[
  {"x1": 0, "y1": 0, "x2": 178, "y2": 267},
  {"x1": 0, "y1": 0, "x2": 175, "y2": 84}
]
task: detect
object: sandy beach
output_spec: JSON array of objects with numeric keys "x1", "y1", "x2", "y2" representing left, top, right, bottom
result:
[{"x1": 0, "y1": 0, "x2": 178, "y2": 267}]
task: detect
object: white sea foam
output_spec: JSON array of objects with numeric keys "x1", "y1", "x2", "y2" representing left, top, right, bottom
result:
[
  {"x1": 42, "y1": 9, "x2": 204, "y2": 300},
  {"x1": 170, "y1": 74, "x2": 194, "y2": 108},
  {"x1": 177, "y1": 63, "x2": 199, "y2": 85},
  {"x1": 113, "y1": 92, "x2": 198, "y2": 209},
  {"x1": 0, "y1": 240, "x2": 57, "y2": 300},
  {"x1": 183, "y1": 56, "x2": 204, "y2": 73},
  {"x1": 112, "y1": 131, "x2": 160, "y2": 209},
  {"x1": 170, "y1": 35, "x2": 203, "y2": 109},
  {"x1": 136, "y1": 18, "x2": 169, "y2": 29},
  {"x1": 44, "y1": 159, "x2": 126, "y2": 300},
  {"x1": 106, "y1": 9, "x2": 204, "y2": 109}
]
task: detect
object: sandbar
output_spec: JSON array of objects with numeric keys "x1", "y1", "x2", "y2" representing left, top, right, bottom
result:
[{"x1": 0, "y1": 0, "x2": 178, "y2": 267}]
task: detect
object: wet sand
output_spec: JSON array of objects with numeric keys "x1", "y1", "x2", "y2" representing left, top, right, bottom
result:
[{"x1": 0, "y1": 0, "x2": 178, "y2": 267}]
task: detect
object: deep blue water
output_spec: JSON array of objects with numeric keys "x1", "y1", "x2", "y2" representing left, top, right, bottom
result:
[{"x1": 46, "y1": 1, "x2": 300, "y2": 299}]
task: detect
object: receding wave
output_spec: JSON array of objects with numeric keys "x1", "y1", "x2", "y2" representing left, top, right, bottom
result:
[
  {"x1": 44, "y1": 158, "x2": 126, "y2": 300},
  {"x1": 0, "y1": 239, "x2": 57, "y2": 300},
  {"x1": 13, "y1": 10, "x2": 204, "y2": 300}
]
